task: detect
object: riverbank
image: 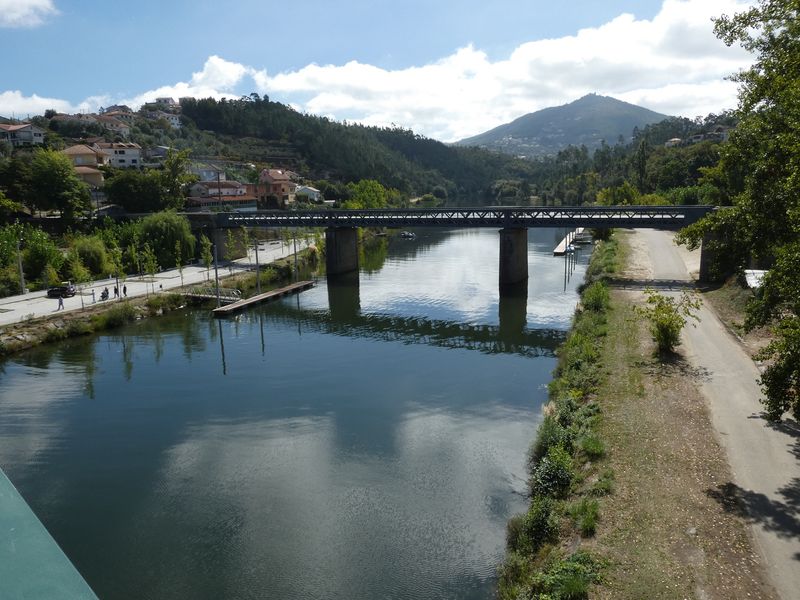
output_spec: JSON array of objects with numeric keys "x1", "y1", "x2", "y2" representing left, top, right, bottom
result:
[
  {"x1": 0, "y1": 248, "x2": 318, "y2": 358},
  {"x1": 498, "y1": 229, "x2": 777, "y2": 599}
]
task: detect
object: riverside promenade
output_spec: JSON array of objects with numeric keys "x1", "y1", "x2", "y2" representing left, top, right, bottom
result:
[{"x1": 0, "y1": 240, "x2": 308, "y2": 327}]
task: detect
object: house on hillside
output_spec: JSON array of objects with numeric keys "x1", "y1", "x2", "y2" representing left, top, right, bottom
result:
[
  {"x1": 0, "y1": 123, "x2": 46, "y2": 147},
  {"x1": 63, "y1": 144, "x2": 110, "y2": 167},
  {"x1": 102, "y1": 104, "x2": 133, "y2": 114},
  {"x1": 190, "y1": 163, "x2": 225, "y2": 182},
  {"x1": 295, "y1": 185, "x2": 322, "y2": 203},
  {"x1": 96, "y1": 116, "x2": 130, "y2": 138},
  {"x1": 155, "y1": 97, "x2": 179, "y2": 107},
  {"x1": 103, "y1": 110, "x2": 136, "y2": 124},
  {"x1": 94, "y1": 142, "x2": 142, "y2": 168},
  {"x1": 186, "y1": 179, "x2": 257, "y2": 212},
  {"x1": 258, "y1": 169, "x2": 297, "y2": 208},
  {"x1": 664, "y1": 138, "x2": 682, "y2": 148},
  {"x1": 145, "y1": 110, "x2": 182, "y2": 129}
]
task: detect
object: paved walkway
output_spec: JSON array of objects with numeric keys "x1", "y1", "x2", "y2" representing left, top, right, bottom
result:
[
  {"x1": 634, "y1": 229, "x2": 800, "y2": 600},
  {"x1": 0, "y1": 241, "x2": 308, "y2": 327}
]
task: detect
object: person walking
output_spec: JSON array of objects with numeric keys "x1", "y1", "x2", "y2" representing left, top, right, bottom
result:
[
  {"x1": 114, "y1": 285, "x2": 119, "y2": 298},
  {"x1": 57, "y1": 295, "x2": 64, "y2": 310},
  {"x1": 123, "y1": 285, "x2": 127, "y2": 297},
  {"x1": 91, "y1": 289, "x2": 96, "y2": 303}
]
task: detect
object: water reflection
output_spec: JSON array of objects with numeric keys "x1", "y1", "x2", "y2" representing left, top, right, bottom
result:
[{"x1": 0, "y1": 228, "x2": 589, "y2": 600}]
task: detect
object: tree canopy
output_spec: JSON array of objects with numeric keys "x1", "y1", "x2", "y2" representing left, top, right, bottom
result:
[{"x1": 678, "y1": 0, "x2": 800, "y2": 419}]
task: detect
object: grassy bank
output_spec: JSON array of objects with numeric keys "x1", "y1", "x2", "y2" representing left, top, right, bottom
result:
[
  {"x1": 498, "y1": 235, "x2": 620, "y2": 599},
  {"x1": 498, "y1": 230, "x2": 773, "y2": 599}
]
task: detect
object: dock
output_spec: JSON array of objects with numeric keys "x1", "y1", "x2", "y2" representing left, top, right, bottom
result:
[
  {"x1": 212, "y1": 280, "x2": 315, "y2": 316},
  {"x1": 553, "y1": 228, "x2": 591, "y2": 255}
]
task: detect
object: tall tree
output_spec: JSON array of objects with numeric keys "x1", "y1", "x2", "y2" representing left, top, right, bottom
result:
[
  {"x1": 28, "y1": 149, "x2": 91, "y2": 220},
  {"x1": 679, "y1": 0, "x2": 800, "y2": 419}
]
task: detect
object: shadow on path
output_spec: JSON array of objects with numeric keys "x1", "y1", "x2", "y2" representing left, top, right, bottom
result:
[
  {"x1": 706, "y1": 481, "x2": 800, "y2": 559},
  {"x1": 606, "y1": 277, "x2": 696, "y2": 291}
]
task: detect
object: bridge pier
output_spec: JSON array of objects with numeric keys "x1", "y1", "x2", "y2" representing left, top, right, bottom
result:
[
  {"x1": 499, "y1": 228, "x2": 528, "y2": 289},
  {"x1": 327, "y1": 270, "x2": 361, "y2": 319},
  {"x1": 326, "y1": 227, "x2": 359, "y2": 276}
]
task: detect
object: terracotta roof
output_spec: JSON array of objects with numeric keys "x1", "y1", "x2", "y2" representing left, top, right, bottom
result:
[
  {"x1": 0, "y1": 123, "x2": 37, "y2": 132},
  {"x1": 63, "y1": 144, "x2": 101, "y2": 155},
  {"x1": 260, "y1": 168, "x2": 290, "y2": 182},
  {"x1": 94, "y1": 142, "x2": 141, "y2": 150},
  {"x1": 75, "y1": 166, "x2": 103, "y2": 174}
]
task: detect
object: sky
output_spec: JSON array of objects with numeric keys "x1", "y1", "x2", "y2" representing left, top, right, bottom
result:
[{"x1": 0, "y1": 0, "x2": 754, "y2": 142}]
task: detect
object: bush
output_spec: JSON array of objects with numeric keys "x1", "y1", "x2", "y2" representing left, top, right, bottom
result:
[
  {"x1": 92, "y1": 302, "x2": 136, "y2": 329},
  {"x1": 531, "y1": 445, "x2": 574, "y2": 498},
  {"x1": 529, "y1": 552, "x2": 601, "y2": 599},
  {"x1": 519, "y1": 496, "x2": 560, "y2": 553},
  {"x1": 635, "y1": 289, "x2": 701, "y2": 355},
  {"x1": 529, "y1": 414, "x2": 573, "y2": 472},
  {"x1": 582, "y1": 281, "x2": 610, "y2": 312}
]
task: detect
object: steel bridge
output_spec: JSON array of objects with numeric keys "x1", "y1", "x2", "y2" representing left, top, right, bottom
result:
[{"x1": 211, "y1": 205, "x2": 714, "y2": 230}]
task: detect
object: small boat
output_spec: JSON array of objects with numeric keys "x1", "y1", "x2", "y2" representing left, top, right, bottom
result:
[{"x1": 400, "y1": 231, "x2": 417, "y2": 239}]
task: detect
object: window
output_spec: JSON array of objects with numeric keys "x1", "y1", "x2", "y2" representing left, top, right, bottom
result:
[{"x1": 118, "y1": 159, "x2": 126, "y2": 163}]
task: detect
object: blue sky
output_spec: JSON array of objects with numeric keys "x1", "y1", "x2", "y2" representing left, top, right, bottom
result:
[{"x1": 1, "y1": 0, "x2": 753, "y2": 141}]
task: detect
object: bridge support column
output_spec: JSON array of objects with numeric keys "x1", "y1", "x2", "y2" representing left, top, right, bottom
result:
[
  {"x1": 326, "y1": 227, "x2": 359, "y2": 275},
  {"x1": 499, "y1": 228, "x2": 528, "y2": 289}
]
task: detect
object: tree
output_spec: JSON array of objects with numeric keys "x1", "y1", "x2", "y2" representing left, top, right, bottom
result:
[
  {"x1": 28, "y1": 148, "x2": 91, "y2": 220},
  {"x1": 159, "y1": 149, "x2": 194, "y2": 209},
  {"x1": 679, "y1": 0, "x2": 800, "y2": 419},
  {"x1": 142, "y1": 243, "x2": 158, "y2": 295},
  {"x1": 200, "y1": 234, "x2": 213, "y2": 280},
  {"x1": 65, "y1": 250, "x2": 91, "y2": 309},
  {"x1": 103, "y1": 169, "x2": 163, "y2": 213},
  {"x1": 175, "y1": 240, "x2": 184, "y2": 287},
  {"x1": 635, "y1": 289, "x2": 701, "y2": 356},
  {"x1": 139, "y1": 211, "x2": 195, "y2": 270}
]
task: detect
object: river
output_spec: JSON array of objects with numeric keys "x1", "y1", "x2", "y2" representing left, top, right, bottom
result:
[{"x1": 0, "y1": 228, "x2": 589, "y2": 600}]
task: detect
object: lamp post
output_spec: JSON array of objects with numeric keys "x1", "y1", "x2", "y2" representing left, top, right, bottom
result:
[{"x1": 254, "y1": 239, "x2": 261, "y2": 295}]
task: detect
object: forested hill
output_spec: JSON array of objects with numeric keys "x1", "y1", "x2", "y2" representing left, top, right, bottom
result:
[
  {"x1": 179, "y1": 95, "x2": 535, "y2": 198},
  {"x1": 456, "y1": 94, "x2": 669, "y2": 157}
]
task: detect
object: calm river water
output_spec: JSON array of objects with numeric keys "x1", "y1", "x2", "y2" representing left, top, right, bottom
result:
[{"x1": 0, "y1": 228, "x2": 588, "y2": 600}]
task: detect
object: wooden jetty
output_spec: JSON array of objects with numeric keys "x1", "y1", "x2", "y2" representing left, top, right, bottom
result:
[{"x1": 212, "y1": 280, "x2": 315, "y2": 317}]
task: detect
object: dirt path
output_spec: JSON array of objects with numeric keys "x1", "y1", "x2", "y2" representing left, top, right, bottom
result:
[{"x1": 632, "y1": 228, "x2": 800, "y2": 600}]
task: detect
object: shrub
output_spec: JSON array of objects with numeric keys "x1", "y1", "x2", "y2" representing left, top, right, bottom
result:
[
  {"x1": 582, "y1": 281, "x2": 610, "y2": 313},
  {"x1": 635, "y1": 289, "x2": 701, "y2": 355},
  {"x1": 568, "y1": 498, "x2": 600, "y2": 537},
  {"x1": 529, "y1": 414, "x2": 573, "y2": 472},
  {"x1": 529, "y1": 552, "x2": 601, "y2": 599},
  {"x1": 532, "y1": 445, "x2": 574, "y2": 498},
  {"x1": 92, "y1": 302, "x2": 136, "y2": 329},
  {"x1": 519, "y1": 496, "x2": 559, "y2": 553}
]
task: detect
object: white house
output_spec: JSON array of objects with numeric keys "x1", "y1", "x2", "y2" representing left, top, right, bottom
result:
[
  {"x1": 0, "y1": 123, "x2": 46, "y2": 147},
  {"x1": 94, "y1": 142, "x2": 142, "y2": 168},
  {"x1": 295, "y1": 185, "x2": 322, "y2": 202}
]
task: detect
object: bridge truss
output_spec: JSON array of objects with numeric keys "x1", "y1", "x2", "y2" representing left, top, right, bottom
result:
[{"x1": 211, "y1": 206, "x2": 714, "y2": 230}]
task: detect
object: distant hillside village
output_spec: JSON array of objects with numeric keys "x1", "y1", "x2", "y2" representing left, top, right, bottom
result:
[{"x1": 0, "y1": 97, "x2": 326, "y2": 215}]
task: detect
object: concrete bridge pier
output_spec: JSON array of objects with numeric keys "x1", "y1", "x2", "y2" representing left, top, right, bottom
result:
[
  {"x1": 499, "y1": 228, "x2": 529, "y2": 290},
  {"x1": 327, "y1": 270, "x2": 361, "y2": 319},
  {"x1": 326, "y1": 227, "x2": 359, "y2": 276}
]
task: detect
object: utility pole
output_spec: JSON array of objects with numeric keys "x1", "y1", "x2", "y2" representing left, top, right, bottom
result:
[
  {"x1": 213, "y1": 241, "x2": 221, "y2": 308},
  {"x1": 254, "y1": 239, "x2": 261, "y2": 294}
]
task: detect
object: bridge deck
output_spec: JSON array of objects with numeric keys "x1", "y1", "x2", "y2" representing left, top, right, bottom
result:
[
  {"x1": 205, "y1": 205, "x2": 715, "y2": 230},
  {"x1": 213, "y1": 280, "x2": 315, "y2": 316}
]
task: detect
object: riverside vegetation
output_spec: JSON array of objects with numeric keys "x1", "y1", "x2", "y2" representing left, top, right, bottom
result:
[{"x1": 498, "y1": 234, "x2": 619, "y2": 599}]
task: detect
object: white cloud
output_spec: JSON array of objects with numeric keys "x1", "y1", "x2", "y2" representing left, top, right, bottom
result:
[
  {"x1": 0, "y1": 1, "x2": 755, "y2": 142},
  {"x1": 0, "y1": 0, "x2": 58, "y2": 28}
]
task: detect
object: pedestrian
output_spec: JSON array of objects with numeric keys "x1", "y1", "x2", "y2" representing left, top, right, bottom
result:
[
  {"x1": 123, "y1": 285, "x2": 127, "y2": 297},
  {"x1": 57, "y1": 295, "x2": 64, "y2": 310},
  {"x1": 91, "y1": 289, "x2": 96, "y2": 303},
  {"x1": 114, "y1": 285, "x2": 119, "y2": 298}
]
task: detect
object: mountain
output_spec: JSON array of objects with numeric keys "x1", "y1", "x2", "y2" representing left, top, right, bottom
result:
[{"x1": 456, "y1": 94, "x2": 669, "y2": 157}]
